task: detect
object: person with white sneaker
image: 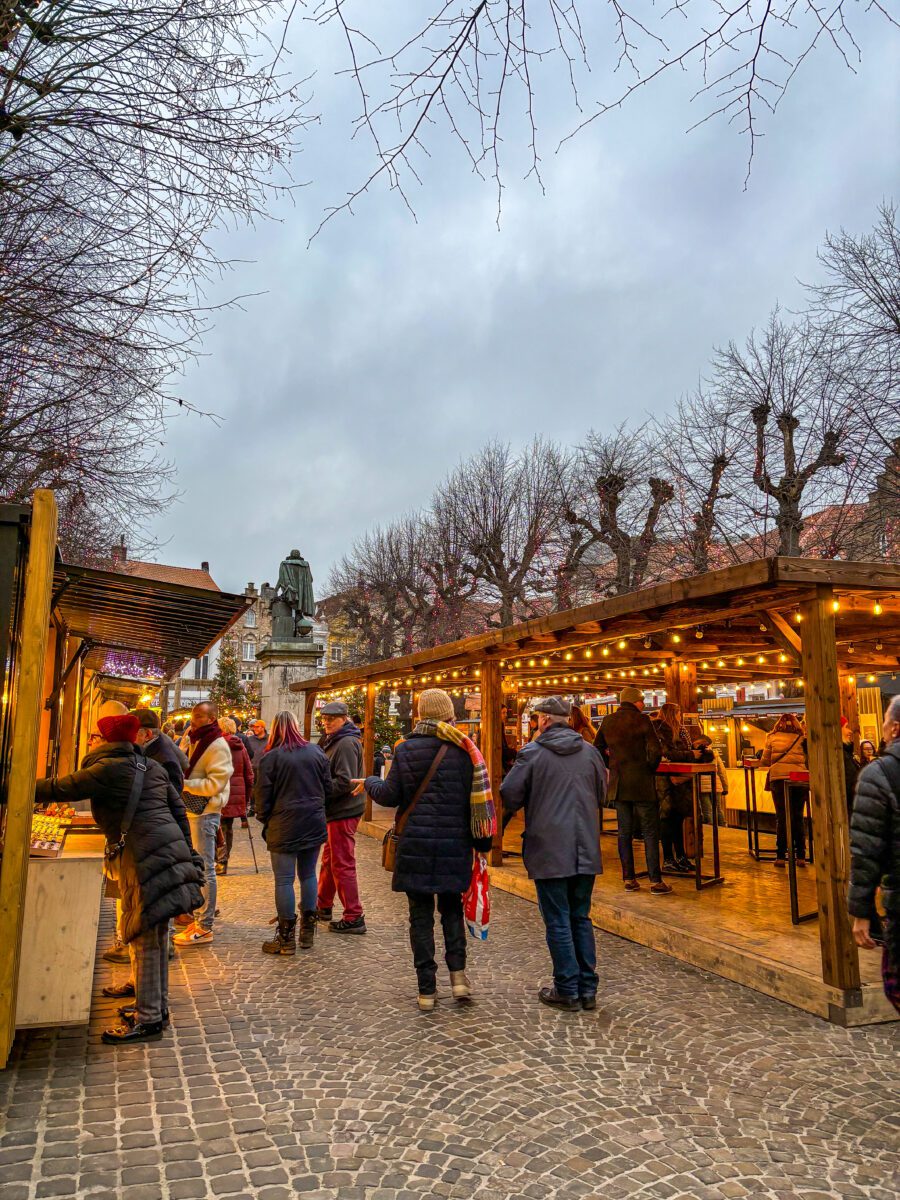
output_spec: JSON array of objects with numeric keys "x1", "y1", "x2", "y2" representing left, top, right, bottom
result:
[{"x1": 174, "y1": 702, "x2": 233, "y2": 948}]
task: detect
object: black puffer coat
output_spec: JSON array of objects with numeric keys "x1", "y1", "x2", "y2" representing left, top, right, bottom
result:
[
  {"x1": 365, "y1": 732, "x2": 492, "y2": 894},
  {"x1": 848, "y1": 741, "x2": 900, "y2": 919},
  {"x1": 254, "y1": 743, "x2": 329, "y2": 855},
  {"x1": 36, "y1": 743, "x2": 203, "y2": 943}
]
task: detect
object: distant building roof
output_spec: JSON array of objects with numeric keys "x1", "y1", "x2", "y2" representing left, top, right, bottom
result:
[{"x1": 119, "y1": 560, "x2": 220, "y2": 592}]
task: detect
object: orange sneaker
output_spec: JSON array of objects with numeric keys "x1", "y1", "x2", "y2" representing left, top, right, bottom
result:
[{"x1": 173, "y1": 923, "x2": 213, "y2": 948}]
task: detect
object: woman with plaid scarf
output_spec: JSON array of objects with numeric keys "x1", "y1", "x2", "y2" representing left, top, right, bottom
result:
[{"x1": 358, "y1": 688, "x2": 496, "y2": 1011}]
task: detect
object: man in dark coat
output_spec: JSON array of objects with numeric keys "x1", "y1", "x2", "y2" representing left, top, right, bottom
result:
[
  {"x1": 132, "y1": 707, "x2": 189, "y2": 790},
  {"x1": 501, "y1": 696, "x2": 607, "y2": 1012},
  {"x1": 595, "y1": 686, "x2": 670, "y2": 894},
  {"x1": 36, "y1": 712, "x2": 204, "y2": 1043},
  {"x1": 317, "y1": 700, "x2": 366, "y2": 933},
  {"x1": 246, "y1": 718, "x2": 269, "y2": 768},
  {"x1": 849, "y1": 695, "x2": 900, "y2": 1014}
]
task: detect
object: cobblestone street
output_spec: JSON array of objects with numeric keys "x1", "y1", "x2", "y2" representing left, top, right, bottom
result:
[{"x1": 2, "y1": 834, "x2": 898, "y2": 1200}]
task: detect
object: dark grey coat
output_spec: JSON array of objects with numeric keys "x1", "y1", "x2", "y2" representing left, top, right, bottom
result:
[
  {"x1": 321, "y1": 725, "x2": 365, "y2": 822},
  {"x1": 500, "y1": 723, "x2": 607, "y2": 880},
  {"x1": 849, "y1": 742, "x2": 900, "y2": 919},
  {"x1": 595, "y1": 702, "x2": 662, "y2": 806}
]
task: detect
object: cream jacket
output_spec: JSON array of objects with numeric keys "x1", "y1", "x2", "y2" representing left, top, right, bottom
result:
[{"x1": 184, "y1": 736, "x2": 234, "y2": 815}]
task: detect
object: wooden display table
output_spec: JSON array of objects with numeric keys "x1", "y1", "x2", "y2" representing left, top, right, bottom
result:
[
  {"x1": 656, "y1": 762, "x2": 724, "y2": 890},
  {"x1": 14, "y1": 845, "x2": 104, "y2": 1030}
]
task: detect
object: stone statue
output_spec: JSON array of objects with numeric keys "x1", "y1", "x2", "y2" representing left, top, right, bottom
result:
[{"x1": 273, "y1": 550, "x2": 315, "y2": 639}]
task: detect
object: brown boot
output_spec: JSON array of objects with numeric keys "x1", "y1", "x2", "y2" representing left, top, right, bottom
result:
[
  {"x1": 298, "y1": 911, "x2": 317, "y2": 950},
  {"x1": 262, "y1": 916, "x2": 296, "y2": 956}
]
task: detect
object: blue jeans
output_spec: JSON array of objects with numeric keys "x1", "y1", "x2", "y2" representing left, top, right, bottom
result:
[
  {"x1": 192, "y1": 812, "x2": 220, "y2": 931},
  {"x1": 534, "y1": 875, "x2": 598, "y2": 999},
  {"x1": 271, "y1": 847, "x2": 321, "y2": 920}
]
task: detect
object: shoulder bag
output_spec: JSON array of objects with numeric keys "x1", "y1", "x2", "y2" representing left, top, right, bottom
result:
[
  {"x1": 103, "y1": 758, "x2": 148, "y2": 899},
  {"x1": 382, "y1": 745, "x2": 448, "y2": 873}
]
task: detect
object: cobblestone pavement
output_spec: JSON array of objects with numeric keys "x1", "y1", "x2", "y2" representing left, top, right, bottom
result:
[{"x1": 2, "y1": 834, "x2": 898, "y2": 1200}]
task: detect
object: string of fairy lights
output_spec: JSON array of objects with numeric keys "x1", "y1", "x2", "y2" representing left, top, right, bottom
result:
[{"x1": 315, "y1": 599, "x2": 888, "y2": 703}]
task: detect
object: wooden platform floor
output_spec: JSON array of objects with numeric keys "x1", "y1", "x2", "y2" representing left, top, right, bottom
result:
[{"x1": 360, "y1": 806, "x2": 896, "y2": 1026}]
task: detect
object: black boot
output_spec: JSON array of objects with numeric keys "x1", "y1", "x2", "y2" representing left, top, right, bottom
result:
[
  {"x1": 538, "y1": 987, "x2": 581, "y2": 1011},
  {"x1": 298, "y1": 911, "x2": 317, "y2": 950},
  {"x1": 118, "y1": 1005, "x2": 170, "y2": 1028},
  {"x1": 316, "y1": 907, "x2": 333, "y2": 923},
  {"x1": 262, "y1": 916, "x2": 296, "y2": 956},
  {"x1": 101, "y1": 1021, "x2": 164, "y2": 1044}
]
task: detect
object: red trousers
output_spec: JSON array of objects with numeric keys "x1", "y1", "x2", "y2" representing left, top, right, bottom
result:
[{"x1": 317, "y1": 816, "x2": 363, "y2": 920}]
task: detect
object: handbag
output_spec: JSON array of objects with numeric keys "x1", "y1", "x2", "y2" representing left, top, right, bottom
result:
[
  {"x1": 382, "y1": 745, "x2": 448, "y2": 872},
  {"x1": 182, "y1": 792, "x2": 208, "y2": 816},
  {"x1": 103, "y1": 758, "x2": 148, "y2": 899}
]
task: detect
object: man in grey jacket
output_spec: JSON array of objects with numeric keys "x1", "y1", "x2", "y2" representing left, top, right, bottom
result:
[
  {"x1": 316, "y1": 701, "x2": 366, "y2": 933},
  {"x1": 501, "y1": 696, "x2": 607, "y2": 1011}
]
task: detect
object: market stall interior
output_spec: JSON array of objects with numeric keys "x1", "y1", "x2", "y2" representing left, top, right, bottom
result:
[
  {"x1": 292, "y1": 556, "x2": 899, "y2": 1026},
  {"x1": 0, "y1": 494, "x2": 249, "y2": 1068}
]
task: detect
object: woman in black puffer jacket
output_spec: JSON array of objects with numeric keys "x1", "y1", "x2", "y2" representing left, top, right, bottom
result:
[
  {"x1": 36, "y1": 712, "x2": 203, "y2": 1044},
  {"x1": 254, "y1": 710, "x2": 329, "y2": 955},
  {"x1": 848, "y1": 698, "x2": 900, "y2": 1014},
  {"x1": 362, "y1": 689, "x2": 494, "y2": 1011}
]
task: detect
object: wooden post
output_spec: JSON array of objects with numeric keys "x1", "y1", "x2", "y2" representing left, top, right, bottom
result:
[
  {"x1": 839, "y1": 674, "x2": 861, "y2": 756},
  {"x1": 303, "y1": 689, "x2": 317, "y2": 740},
  {"x1": 480, "y1": 659, "x2": 503, "y2": 865},
  {"x1": 800, "y1": 586, "x2": 861, "y2": 997},
  {"x1": 0, "y1": 490, "x2": 58, "y2": 1068},
  {"x1": 56, "y1": 637, "x2": 82, "y2": 776},
  {"x1": 363, "y1": 682, "x2": 377, "y2": 820},
  {"x1": 664, "y1": 660, "x2": 697, "y2": 714}
]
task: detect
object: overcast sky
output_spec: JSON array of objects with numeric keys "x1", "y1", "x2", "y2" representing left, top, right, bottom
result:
[{"x1": 149, "y1": 9, "x2": 900, "y2": 599}]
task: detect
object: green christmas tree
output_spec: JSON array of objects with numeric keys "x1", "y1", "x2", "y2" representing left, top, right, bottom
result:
[{"x1": 209, "y1": 638, "x2": 246, "y2": 713}]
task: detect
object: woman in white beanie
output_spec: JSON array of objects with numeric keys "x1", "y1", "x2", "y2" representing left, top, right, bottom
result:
[{"x1": 360, "y1": 688, "x2": 496, "y2": 1011}]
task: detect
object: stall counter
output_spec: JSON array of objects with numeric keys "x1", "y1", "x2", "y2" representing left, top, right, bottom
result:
[{"x1": 14, "y1": 842, "x2": 104, "y2": 1030}]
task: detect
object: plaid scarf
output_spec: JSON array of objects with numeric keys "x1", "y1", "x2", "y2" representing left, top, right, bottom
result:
[{"x1": 415, "y1": 720, "x2": 497, "y2": 840}]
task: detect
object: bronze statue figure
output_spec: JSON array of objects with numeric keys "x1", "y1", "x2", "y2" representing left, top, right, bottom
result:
[{"x1": 273, "y1": 550, "x2": 315, "y2": 639}]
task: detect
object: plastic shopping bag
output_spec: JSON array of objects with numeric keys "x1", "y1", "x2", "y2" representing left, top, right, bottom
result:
[{"x1": 464, "y1": 853, "x2": 491, "y2": 940}]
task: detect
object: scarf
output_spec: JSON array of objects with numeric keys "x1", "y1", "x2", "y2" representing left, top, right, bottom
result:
[
  {"x1": 415, "y1": 720, "x2": 497, "y2": 840},
  {"x1": 188, "y1": 720, "x2": 223, "y2": 771}
]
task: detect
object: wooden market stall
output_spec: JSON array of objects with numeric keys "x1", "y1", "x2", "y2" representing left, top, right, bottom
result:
[
  {"x1": 0, "y1": 493, "x2": 248, "y2": 1067},
  {"x1": 292, "y1": 556, "x2": 899, "y2": 1025}
]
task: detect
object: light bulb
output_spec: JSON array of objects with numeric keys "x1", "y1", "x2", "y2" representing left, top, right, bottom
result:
[{"x1": 874, "y1": 601, "x2": 883, "y2": 616}]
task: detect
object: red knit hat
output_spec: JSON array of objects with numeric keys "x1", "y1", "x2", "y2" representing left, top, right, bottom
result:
[{"x1": 97, "y1": 713, "x2": 141, "y2": 744}]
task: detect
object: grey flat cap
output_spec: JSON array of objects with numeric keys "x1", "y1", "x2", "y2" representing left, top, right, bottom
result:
[
  {"x1": 533, "y1": 696, "x2": 571, "y2": 717},
  {"x1": 320, "y1": 700, "x2": 349, "y2": 717}
]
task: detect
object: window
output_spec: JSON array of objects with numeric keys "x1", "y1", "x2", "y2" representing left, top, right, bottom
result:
[
  {"x1": 330, "y1": 645, "x2": 343, "y2": 664},
  {"x1": 193, "y1": 655, "x2": 209, "y2": 679},
  {"x1": 243, "y1": 640, "x2": 256, "y2": 661},
  {"x1": 244, "y1": 607, "x2": 257, "y2": 628}
]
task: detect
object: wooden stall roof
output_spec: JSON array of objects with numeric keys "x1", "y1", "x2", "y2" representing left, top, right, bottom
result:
[
  {"x1": 292, "y1": 556, "x2": 900, "y2": 695},
  {"x1": 51, "y1": 562, "x2": 249, "y2": 680}
]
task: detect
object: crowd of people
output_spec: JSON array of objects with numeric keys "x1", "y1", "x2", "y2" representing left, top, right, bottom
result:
[{"x1": 34, "y1": 684, "x2": 900, "y2": 1042}]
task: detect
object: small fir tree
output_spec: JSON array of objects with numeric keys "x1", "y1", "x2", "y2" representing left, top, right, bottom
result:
[{"x1": 209, "y1": 638, "x2": 246, "y2": 713}]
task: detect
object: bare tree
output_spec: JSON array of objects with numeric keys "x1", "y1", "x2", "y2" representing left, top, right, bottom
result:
[
  {"x1": 656, "y1": 388, "x2": 745, "y2": 574},
  {"x1": 563, "y1": 425, "x2": 674, "y2": 597},
  {"x1": 0, "y1": 2, "x2": 311, "y2": 559},
  {"x1": 316, "y1": 1, "x2": 896, "y2": 228},
  {"x1": 712, "y1": 312, "x2": 877, "y2": 556},
  {"x1": 447, "y1": 439, "x2": 564, "y2": 625}
]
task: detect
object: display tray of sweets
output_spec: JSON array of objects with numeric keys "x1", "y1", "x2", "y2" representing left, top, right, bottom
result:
[{"x1": 29, "y1": 813, "x2": 69, "y2": 858}]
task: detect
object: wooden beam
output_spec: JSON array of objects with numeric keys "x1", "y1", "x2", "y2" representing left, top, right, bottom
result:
[
  {"x1": 302, "y1": 690, "x2": 317, "y2": 740},
  {"x1": 362, "y1": 682, "x2": 377, "y2": 821},
  {"x1": 480, "y1": 659, "x2": 503, "y2": 867},
  {"x1": 800, "y1": 586, "x2": 861, "y2": 997},
  {"x1": 0, "y1": 490, "x2": 58, "y2": 1068},
  {"x1": 664, "y1": 660, "x2": 698, "y2": 713},
  {"x1": 839, "y1": 675, "x2": 861, "y2": 756},
  {"x1": 762, "y1": 609, "x2": 802, "y2": 661}
]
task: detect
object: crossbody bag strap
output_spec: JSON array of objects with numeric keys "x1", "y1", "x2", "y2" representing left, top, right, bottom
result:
[
  {"x1": 768, "y1": 733, "x2": 803, "y2": 769},
  {"x1": 105, "y1": 758, "x2": 148, "y2": 859},
  {"x1": 394, "y1": 744, "x2": 448, "y2": 838}
]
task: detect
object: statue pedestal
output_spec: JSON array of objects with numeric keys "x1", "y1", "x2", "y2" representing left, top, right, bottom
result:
[{"x1": 256, "y1": 640, "x2": 323, "y2": 730}]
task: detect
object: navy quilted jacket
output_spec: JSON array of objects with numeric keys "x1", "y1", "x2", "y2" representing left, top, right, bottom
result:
[
  {"x1": 365, "y1": 732, "x2": 491, "y2": 894},
  {"x1": 849, "y1": 742, "x2": 900, "y2": 919}
]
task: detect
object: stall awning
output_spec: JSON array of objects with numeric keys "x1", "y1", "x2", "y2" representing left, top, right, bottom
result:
[{"x1": 51, "y1": 563, "x2": 249, "y2": 681}]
